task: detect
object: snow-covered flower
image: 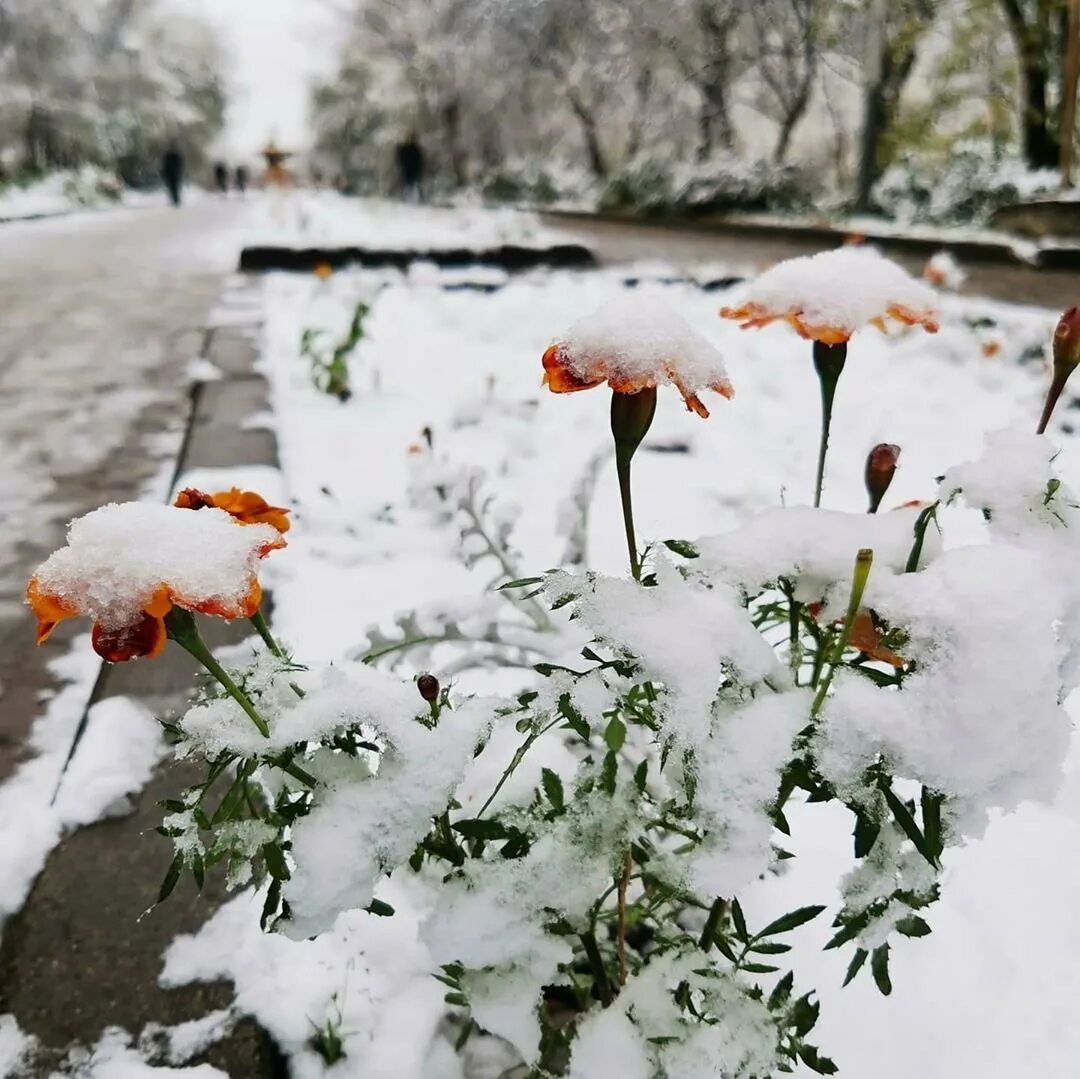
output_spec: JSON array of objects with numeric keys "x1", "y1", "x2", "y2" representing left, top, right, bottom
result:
[
  {"x1": 175, "y1": 486, "x2": 291, "y2": 533},
  {"x1": 28, "y1": 502, "x2": 284, "y2": 662},
  {"x1": 542, "y1": 298, "x2": 734, "y2": 418},
  {"x1": 719, "y1": 247, "x2": 939, "y2": 345}
]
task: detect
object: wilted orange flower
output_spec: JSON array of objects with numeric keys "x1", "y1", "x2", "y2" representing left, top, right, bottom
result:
[
  {"x1": 313, "y1": 262, "x2": 333, "y2": 280},
  {"x1": 719, "y1": 248, "x2": 940, "y2": 345},
  {"x1": 804, "y1": 602, "x2": 903, "y2": 668},
  {"x1": 720, "y1": 301, "x2": 938, "y2": 346},
  {"x1": 28, "y1": 569, "x2": 273, "y2": 663},
  {"x1": 175, "y1": 487, "x2": 290, "y2": 533},
  {"x1": 981, "y1": 341, "x2": 1001, "y2": 358},
  {"x1": 541, "y1": 343, "x2": 733, "y2": 419}
]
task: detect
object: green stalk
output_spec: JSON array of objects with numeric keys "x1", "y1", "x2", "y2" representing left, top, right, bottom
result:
[
  {"x1": 165, "y1": 609, "x2": 269, "y2": 738},
  {"x1": 249, "y1": 609, "x2": 284, "y2": 658},
  {"x1": 811, "y1": 341, "x2": 848, "y2": 509},
  {"x1": 1036, "y1": 369, "x2": 1071, "y2": 435},
  {"x1": 580, "y1": 929, "x2": 614, "y2": 1006},
  {"x1": 810, "y1": 548, "x2": 873, "y2": 720},
  {"x1": 699, "y1": 896, "x2": 727, "y2": 953},
  {"x1": 611, "y1": 388, "x2": 657, "y2": 582}
]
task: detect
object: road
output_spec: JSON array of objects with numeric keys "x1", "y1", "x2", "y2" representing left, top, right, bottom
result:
[
  {"x1": 0, "y1": 197, "x2": 249, "y2": 780},
  {"x1": 542, "y1": 212, "x2": 1080, "y2": 311}
]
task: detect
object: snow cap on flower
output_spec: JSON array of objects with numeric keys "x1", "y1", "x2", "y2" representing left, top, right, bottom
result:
[
  {"x1": 542, "y1": 298, "x2": 734, "y2": 418},
  {"x1": 27, "y1": 502, "x2": 284, "y2": 662},
  {"x1": 175, "y1": 486, "x2": 291, "y2": 533},
  {"x1": 720, "y1": 246, "x2": 939, "y2": 344}
]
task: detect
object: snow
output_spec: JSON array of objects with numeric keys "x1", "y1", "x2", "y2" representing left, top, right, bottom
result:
[
  {"x1": 547, "y1": 297, "x2": 734, "y2": 412},
  {"x1": 720, "y1": 245, "x2": 940, "y2": 341},
  {"x1": 30, "y1": 502, "x2": 284, "y2": 632},
  {"x1": 569, "y1": 1007, "x2": 650, "y2": 1079}
]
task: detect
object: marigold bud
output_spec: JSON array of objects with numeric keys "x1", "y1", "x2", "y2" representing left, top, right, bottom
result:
[
  {"x1": 417, "y1": 673, "x2": 439, "y2": 702},
  {"x1": 865, "y1": 443, "x2": 900, "y2": 514},
  {"x1": 1053, "y1": 306, "x2": 1080, "y2": 374}
]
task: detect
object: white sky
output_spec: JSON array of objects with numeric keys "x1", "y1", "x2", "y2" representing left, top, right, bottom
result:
[{"x1": 167, "y1": 0, "x2": 343, "y2": 161}]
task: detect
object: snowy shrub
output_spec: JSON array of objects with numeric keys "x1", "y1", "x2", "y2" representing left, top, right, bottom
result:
[
  {"x1": 27, "y1": 261, "x2": 1080, "y2": 1075},
  {"x1": 299, "y1": 296, "x2": 371, "y2": 401},
  {"x1": 599, "y1": 153, "x2": 809, "y2": 217},
  {"x1": 873, "y1": 144, "x2": 1068, "y2": 225}
]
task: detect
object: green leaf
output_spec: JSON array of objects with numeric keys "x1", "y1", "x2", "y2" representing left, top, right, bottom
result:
[
  {"x1": 262, "y1": 842, "x2": 291, "y2": 881},
  {"x1": 633, "y1": 760, "x2": 648, "y2": 793},
  {"x1": 755, "y1": 905, "x2": 826, "y2": 939},
  {"x1": 799, "y1": 1046, "x2": 838, "y2": 1075},
  {"x1": 541, "y1": 768, "x2": 565, "y2": 813},
  {"x1": 191, "y1": 851, "x2": 205, "y2": 892},
  {"x1": 557, "y1": 693, "x2": 590, "y2": 740},
  {"x1": 842, "y1": 947, "x2": 868, "y2": 987},
  {"x1": 157, "y1": 853, "x2": 183, "y2": 903},
  {"x1": 713, "y1": 934, "x2": 739, "y2": 963},
  {"x1": 881, "y1": 783, "x2": 940, "y2": 869},
  {"x1": 823, "y1": 923, "x2": 860, "y2": 951},
  {"x1": 452, "y1": 819, "x2": 509, "y2": 840},
  {"x1": 790, "y1": 993, "x2": 820, "y2": 1037},
  {"x1": 662, "y1": 539, "x2": 700, "y2": 559},
  {"x1": 604, "y1": 717, "x2": 627, "y2": 752},
  {"x1": 740, "y1": 962, "x2": 780, "y2": 974},
  {"x1": 871, "y1": 944, "x2": 892, "y2": 996},
  {"x1": 731, "y1": 900, "x2": 749, "y2": 942},
  {"x1": 365, "y1": 899, "x2": 395, "y2": 917},
  {"x1": 852, "y1": 811, "x2": 880, "y2": 859},
  {"x1": 600, "y1": 751, "x2": 617, "y2": 796},
  {"x1": 767, "y1": 970, "x2": 794, "y2": 1010},
  {"x1": 921, "y1": 787, "x2": 944, "y2": 861},
  {"x1": 895, "y1": 914, "x2": 932, "y2": 938},
  {"x1": 498, "y1": 576, "x2": 543, "y2": 591},
  {"x1": 750, "y1": 941, "x2": 792, "y2": 955}
]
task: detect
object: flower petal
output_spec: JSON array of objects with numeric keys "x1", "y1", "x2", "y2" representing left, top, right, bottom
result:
[
  {"x1": 92, "y1": 612, "x2": 167, "y2": 662},
  {"x1": 27, "y1": 578, "x2": 78, "y2": 644}
]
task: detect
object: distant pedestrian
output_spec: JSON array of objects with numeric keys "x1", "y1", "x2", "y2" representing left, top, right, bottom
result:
[
  {"x1": 234, "y1": 165, "x2": 248, "y2": 194},
  {"x1": 162, "y1": 142, "x2": 184, "y2": 207},
  {"x1": 213, "y1": 161, "x2": 228, "y2": 194},
  {"x1": 396, "y1": 134, "x2": 424, "y2": 203}
]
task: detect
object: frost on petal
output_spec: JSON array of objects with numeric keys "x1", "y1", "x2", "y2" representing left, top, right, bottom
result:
[
  {"x1": 547, "y1": 561, "x2": 780, "y2": 750},
  {"x1": 697, "y1": 505, "x2": 931, "y2": 617},
  {"x1": 552, "y1": 298, "x2": 734, "y2": 401},
  {"x1": 689, "y1": 691, "x2": 809, "y2": 897},
  {"x1": 721, "y1": 246, "x2": 938, "y2": 341},
  {"x1": 30, "y1": 502, "x2": 282, "y2": 630},
  {"x1": 282, "y1": 691, "x2": 496, "y2": 939},
  {"x1": 816, "y1": 546, "x2": 1070, "y2": 828},
  {"x1": 569, "y1": 1007, "x2": 652, "y2": 1079}
]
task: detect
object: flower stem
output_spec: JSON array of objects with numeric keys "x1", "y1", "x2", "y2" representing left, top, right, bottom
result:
[
  {"x1": 249, "y1": 609, "x2": 284, "y2": 658},
  {"x1": 812, "y1": 341, "x2": 848, "y2": 509},
  {"x1": 165, "y1": 609, "x2": 270, "y2": 738},
  {"x1": 810, "y1": 548, "x2": 873, "y2": 721},
  {"x1": 611, "y1": 388, "x2": 657, "y2": 582},
  {"x1": 616, "y1": 850, "x2": 632, "y2": 986},
  {"x1": 1037, "y1": 369, "x2": 1071, "y2": 435}
]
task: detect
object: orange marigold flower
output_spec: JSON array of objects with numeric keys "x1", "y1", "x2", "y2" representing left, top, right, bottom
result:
[
  {"x1": 542, "y1": 300, "x2": 734, "y2": 419},
  {"x1": 804, "y1": 602, "x2": 903, "y2": 668},
  {"x1": 313, "y1": 262, "x2": 333, "y2": 280},
  {"x1": 175, "y1": 486, "x2": 290, "y2": 533},
  {"x1": 720, "y1": 247, "x2": 939, "y2": 345},
  {"x1": 28, "y1": 502, "x2": 284, "y2": 662},
  {"x1": 981, "y1": 340, "x2": 1001, "y2": 359}
]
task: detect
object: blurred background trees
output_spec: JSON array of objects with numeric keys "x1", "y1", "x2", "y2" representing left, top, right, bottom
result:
[
  {"x1": 311, "y1": 0, "x2": 1080, "y2": 220},
  {"x1": 0, "y1": 0, "x2": 224, "y2": 187}
]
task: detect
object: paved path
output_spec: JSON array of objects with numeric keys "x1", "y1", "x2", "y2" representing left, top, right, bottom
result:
[
  {"x1": 0, "y1": 199, "x2": 249, "y2": 781},
  {"x1": 542, "y1": 213, "x2": 1080, "y2": 311}
]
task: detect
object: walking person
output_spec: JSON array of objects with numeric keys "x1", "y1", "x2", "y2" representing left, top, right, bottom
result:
[
  {"x1": 396, "y1": 133, "x2": 424, "y2": 203},
  {"x1": 213, "y1": 161, "x2": 228, "y2": 194},
  {"x1": 234, "y1": 165, "x2": 248, "y2": 194},
  {"x1": 162, "y1": 142, "x2": 184, "y2": 207}
]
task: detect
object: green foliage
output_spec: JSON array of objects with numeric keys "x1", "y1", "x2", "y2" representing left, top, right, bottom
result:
[{"x1": 300, "y1": 299, "x2": 371, "y2": 401}]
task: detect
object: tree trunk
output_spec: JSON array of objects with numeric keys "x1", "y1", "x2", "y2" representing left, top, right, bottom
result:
[
  {"x1": 566, "y1": 88, "x2": 608, "y2": 178},
  {"x1": 1000, "y1": 0, "x2": 1062, "y2": 168},
  {"x1": 697, "y1": 76, "x2": 736, "y2": 161}
]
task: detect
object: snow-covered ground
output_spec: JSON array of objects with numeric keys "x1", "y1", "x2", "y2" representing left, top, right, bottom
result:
[
  {"x1": 4, "y1": 197, "x2": 1079, "y2": 1076},
  {"x1": 151, "y1": 252, "x2": 1077, "y2": 1077},
  {"x1": 241, "y1": 190, "x2": 583, "y2": 251},
  {"x1": 0, "y1": 169, "x2": 173, "y2": 221}
]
